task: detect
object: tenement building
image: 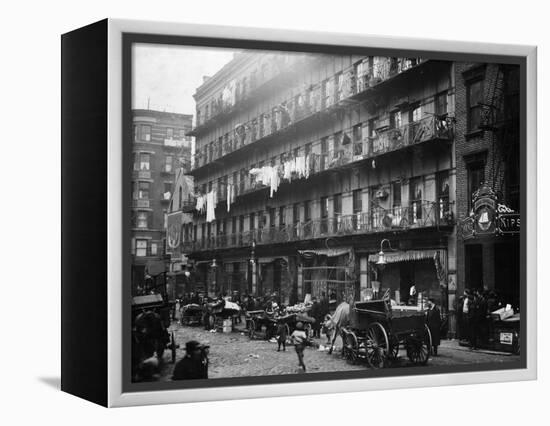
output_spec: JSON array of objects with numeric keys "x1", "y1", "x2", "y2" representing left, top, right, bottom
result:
[
  {"x1": 455, "y1": 63, "x2": 520, "y2": 316},
  {"x1": 131, "y1": 109, "x2": 193, "y2": 295},
  {"x1": 184, "y1": 52, "x2": 457, "y2": 315}
]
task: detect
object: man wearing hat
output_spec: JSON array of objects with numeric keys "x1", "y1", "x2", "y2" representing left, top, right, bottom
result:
[{"x1": 172, "y1": 340, "x2": 209, "y2": 380}]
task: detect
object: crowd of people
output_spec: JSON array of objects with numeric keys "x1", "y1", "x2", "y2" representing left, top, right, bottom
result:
[{"x1": 456, "y1": 288, "x2": 505, "y2": 350}]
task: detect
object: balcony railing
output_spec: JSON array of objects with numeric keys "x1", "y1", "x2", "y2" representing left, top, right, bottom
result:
[
  {"x1": 182, "y1": 201, "x2": 453, "y2": 253},
  {"x1": 192, "y1": 56, "x2": 425, "y2": 170},
  {"x1": 191, "y1": 115, "x2": 452, "y2": 208},
  {"x1": 191, "y1": 54, "x2": 311, "y2": 134}
]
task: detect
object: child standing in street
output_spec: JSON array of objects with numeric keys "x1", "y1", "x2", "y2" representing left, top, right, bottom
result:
[{"x1": 291, "y1": 322, "x2": 308, "y2": 372}]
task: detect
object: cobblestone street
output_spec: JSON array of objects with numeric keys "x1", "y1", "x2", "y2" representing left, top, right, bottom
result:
[{"x1": 158, "y1": 321, "x2": 520, "y2": 381}]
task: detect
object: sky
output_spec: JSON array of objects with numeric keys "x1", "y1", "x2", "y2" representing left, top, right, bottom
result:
[{"x1": 132, "y1": 43, "x2": 237, "y2": 122}]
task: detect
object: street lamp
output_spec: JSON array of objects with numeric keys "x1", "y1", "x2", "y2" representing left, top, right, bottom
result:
[{"x1": 376, "y1": 238, "x2": 394, "y2": 270}]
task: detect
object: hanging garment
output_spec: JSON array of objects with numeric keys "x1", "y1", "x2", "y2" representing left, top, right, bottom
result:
[
  {"x1": 226, "y1": 183, "x2": 232, "y2": 212},
  {"x1": 195, "y1": 195, "x2": 206, "y2": 213},
  {"x1": 269, "y1": 166, "x2": 281, "y2": 198},
  {"x1": 206, "y1": 190, "x2": 216, "y2": 223}
]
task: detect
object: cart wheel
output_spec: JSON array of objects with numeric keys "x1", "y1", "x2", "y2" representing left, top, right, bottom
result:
[
  {"x1": 365, "y1": 322, "x2": 389, "y2": 369},
  {"x1": 406, "y1": 324, "x2": 432, "y2": 365},
  {"x1": 248, "y1": 319, "x2": 256, "y2": 339},
  {"x1": 388, "y1": 334, "x2": 400, "y2": 360},
  {"x1": 343, "y1": 331, "x2": 359, "y2": 364},
  {"x1": 170, "y1": 331, "x2": 176, "y2": 363}
]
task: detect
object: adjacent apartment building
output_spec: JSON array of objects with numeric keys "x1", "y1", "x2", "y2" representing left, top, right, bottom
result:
[
  {"x1": 183, "y1": 52, "x2": 457, "y2": 315},
  {"x1": 455, "y1": 63, "x2": 520, "y2": 312},
  {"x1": 131, "y1": 109, "x2": 193, "y2": 295}
]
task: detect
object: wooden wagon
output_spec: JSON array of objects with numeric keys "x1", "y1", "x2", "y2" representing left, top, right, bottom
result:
[{"x1": 340, "y1": 298, "x2": 432, "y2": 368}]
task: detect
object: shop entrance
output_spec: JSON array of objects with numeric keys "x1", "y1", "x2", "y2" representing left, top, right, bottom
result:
[{"x1": 465, "y1": 244, "x2": 483, "y2": 290}]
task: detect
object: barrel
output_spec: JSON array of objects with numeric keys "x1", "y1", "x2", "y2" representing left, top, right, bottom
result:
[{"x1": 222, "y1": 318, "x2": 232, "y2": 333}]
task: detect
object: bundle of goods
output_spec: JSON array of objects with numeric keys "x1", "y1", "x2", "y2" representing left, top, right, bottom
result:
[{"x1": 285, "y1": 302, "x2": 312, "y2": 314}]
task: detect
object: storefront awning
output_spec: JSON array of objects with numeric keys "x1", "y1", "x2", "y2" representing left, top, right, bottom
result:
[
  {"x1": 299, "y1": 248, "x2": 351, "y2": 258},
  {"x1": 368, "y1": 249, "x2": 440, "y2": 264},
  {"x1": 257, "y1": 256, "x2": 288, "y2": 264}
]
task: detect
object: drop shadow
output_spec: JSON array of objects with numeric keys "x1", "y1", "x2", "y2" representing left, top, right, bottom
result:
[{"x1": 38, "y1": 376, "x2": 61, "y2": 390}]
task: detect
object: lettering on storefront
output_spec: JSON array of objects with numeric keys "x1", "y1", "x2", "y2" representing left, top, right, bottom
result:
[{"x1": 460, "y1": 183, "x2": 520, "y2": 239}]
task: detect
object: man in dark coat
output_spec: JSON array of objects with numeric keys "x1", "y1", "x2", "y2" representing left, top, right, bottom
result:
[
  {"x1": 172, "y1": 340, "x2": 209, "y2": 380},
  {"x1": 310, "y1": 297, "x2": 322, "y2": 338},
  {"x1": 426, "y1": 299, "x2": 442, "y2": 355}
]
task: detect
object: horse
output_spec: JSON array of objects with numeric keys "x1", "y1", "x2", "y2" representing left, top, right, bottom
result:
[{"x1": 326, "y1": 301, "x2": 351, "y2": 355}]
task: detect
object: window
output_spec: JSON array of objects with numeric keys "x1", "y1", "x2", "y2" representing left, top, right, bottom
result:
[
  {"x1": 390, "y1": 110, "x2": 402, "y2": 129},
  {"x1": 335, "y1": 72, "x2": 344, "y2": 101},
  {"x1": 293, "y1": 203, "x2": 300, "y2": 224},
  {"x1": 392, "y1": 182, "x2": 402, "y2": 226},
  {"x1": 163, "y1": 181, "x2": 172, "y2": 195},
  {"x1": 352, "y1": 189, "x2": 362, "y2": 230},
  {"x1": 231, "y1": 217, "x2": 237, "y2": 235},
  {"x1": 179, "y1": 129, "x2": 186, "y2": 138},
  {"x1": 410, "y1": 105, "x2": 422, "y2": 122},
  {"x1": 437, "y1": 170, "x2": 450, "y2": 220},
  {"x1": 249, "y1": 213, "x2": 255, "y2": 231},
  {"x1": 409, "y1": 177, "x2": 423, "y2": 223},
  {"x1": 166, "y1": 128, "x2": 174, "y2": 139},
  {"x1": 468, "y1": 164, "x2": 485, "y2": 211},
  {"x1": 139, "y1": 153, "x2": 150, "y2": 170},
  {"x1": 435, "y1": 91, "x2": 448, "y2": 117},
  {"x1": 333, "y1": 193, "x2": 342, "y2": 231},
  {"x1": 467, "y1": 79, "x2": 484, "y2": 131},
  {"x1": 138, "y1": 182, "x2": 149, "y2": 199},
  {"x1": 135, "y1": 240, "x2": 147, "y2": 257},
  {"x1": 304, "y1": 201, "x2": 311, "y2": 222},
  {"x1": 165, "y1": 155, "x2": 173, "y2": 173},
  {"x1": 279, "y1": 206, "x2": 286, "y2": 227},
  {"x1": 323, "y1": 78, "x2": 333, "y2": 108},
  {"x1": 353, "y1": 124, "x2": 363, "y2": 155},
  {"x1": 239, "y1": 215, "x2": 245, "y2": 232},
  {"x1": 133, "y1": 125, "x2": 138, "y2": 141},
  {"x1": 136, "y1": 211, "x2": 148, "y2": 229},
  {"x1": 320, "y1": 196, "x2": 329, "y2": 234},
  {"x1": 303, "y1": 200, "x2": 311, "y2": 237},
  {"x1": 150, "y1": 242, "x2": 158, "y2": 256},
  {"x1": 392, "y1": 182, "x2": 402, "y2": 208},
  {"x1": 320, "y1": 137, "x2": 328, "y2": 170},
  {"x1": 269, "y1": 208, "x2": 276, "y2": 228},
  {"x1": 163, "y1": 210, "x2": 168, "y2": 229},
  {"x1": 138, "y1": 125, "x2": 151, "y2": 142}
]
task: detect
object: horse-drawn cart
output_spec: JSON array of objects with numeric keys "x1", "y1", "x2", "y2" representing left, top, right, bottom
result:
[
  {"x1": 203, "y1": 299, "x2": 241, "y2": 330},
  {"x1": 340, "y1": 298, "x2": 431, "y2": 369},
  {"x1": 180, "y1": 303, "x2": 203, "y2": 326},
  {"x1": 132, "y1": 294, "x2": 178, "y2": 381},
  {"x1": 245, "y1": 310, "x2": 278, "y2": 339}
]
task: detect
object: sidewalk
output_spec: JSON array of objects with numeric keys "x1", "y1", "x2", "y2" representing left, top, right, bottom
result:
[{"x1": 440, "y1": 339, "x2": 516, "y2": 356}]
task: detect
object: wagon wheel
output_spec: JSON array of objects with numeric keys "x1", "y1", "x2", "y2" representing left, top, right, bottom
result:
[
  {"x1": 365, "y1": 322, "x2": 389, "y2": 369},
  {"x1": 343, "y1": 331, "x2": 359, "y2": 364},
  {"x1": 406, "y1": 324, "x2": 432, "y2": 365},
  {"x1": 170, "y1": 331, "x2": 177, "y2": 363},
  {"x1": 388, "y1": 334, "x2": 400, "y2": 360},
  {"x1": 248, "y1": 319, "x2": 256, "y2": 339}
]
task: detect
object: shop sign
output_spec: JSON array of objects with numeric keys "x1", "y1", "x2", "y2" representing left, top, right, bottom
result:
[
  {"x1": 497, "y1": 213, "x2": 520, "y2": 235},
  {"x1": 460, "y1": 184, "x2": 520, "y2": 239},
  {"x1": 500, "y1": 332, "x2": 513, "y2": 345}
]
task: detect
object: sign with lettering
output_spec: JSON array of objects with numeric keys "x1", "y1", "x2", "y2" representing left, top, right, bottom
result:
[{"x1": 460, "y1": 184, "x2": 520, "y2": 239}]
